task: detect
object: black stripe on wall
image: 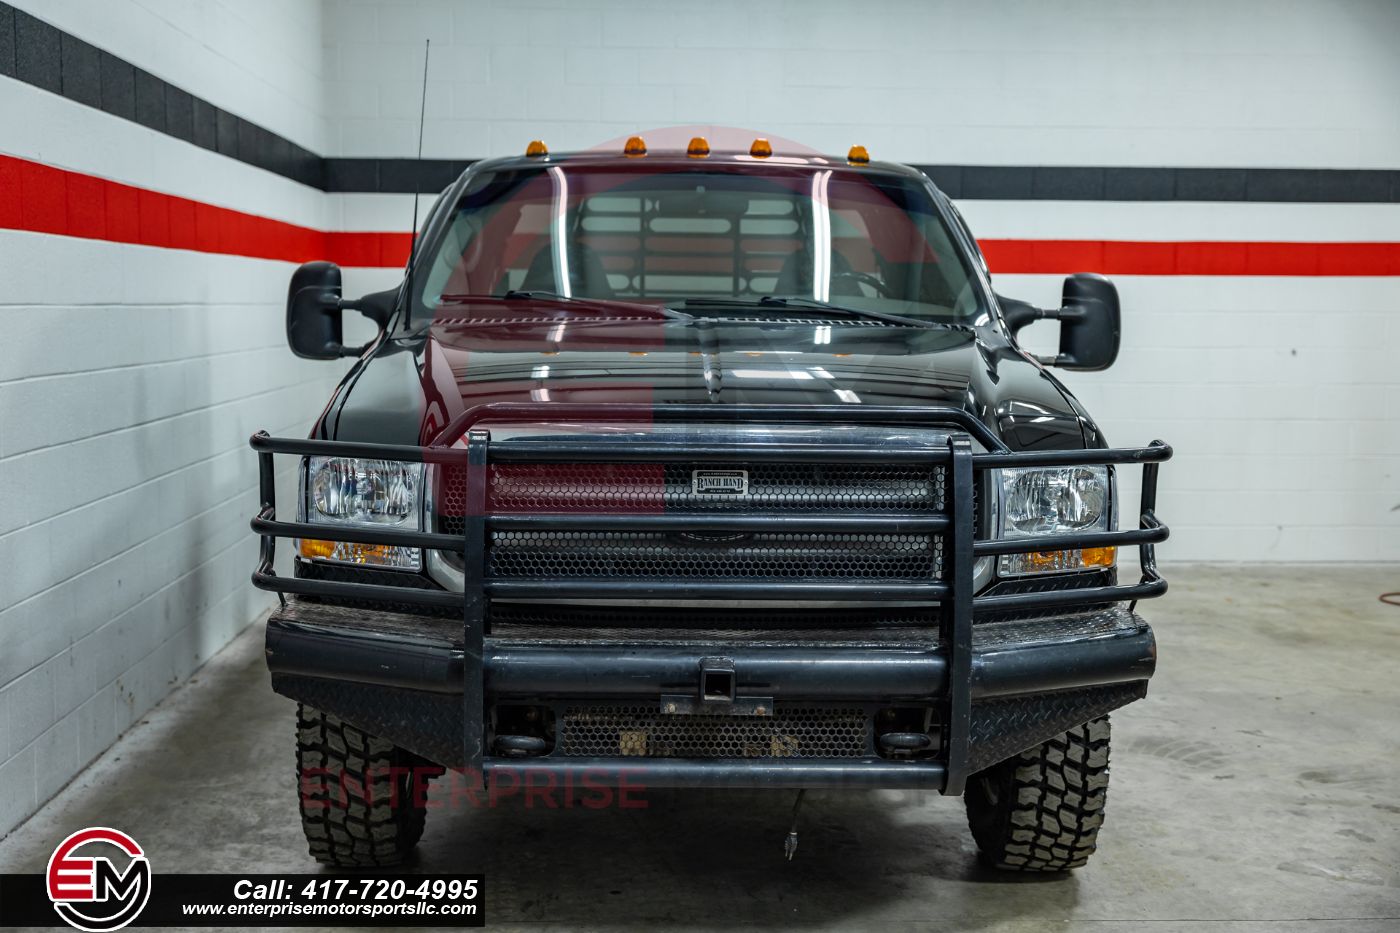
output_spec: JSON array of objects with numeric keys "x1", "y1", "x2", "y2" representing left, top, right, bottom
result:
[
  {"x1": 326, "y1": 158, "x2": 1400, "y2": 203},
  {"x1": 918, "y1": 165, "x2": 1400, "y2": 203},
  {"x1": 0, "y1": 2, "x2": 324, "y2": 188},
  {"x1": 3, "y1": 2, "x2": 1399, "y2": 203},
  {"x1": 325, "y1": 157, "x2": 476, "y2": 194}
]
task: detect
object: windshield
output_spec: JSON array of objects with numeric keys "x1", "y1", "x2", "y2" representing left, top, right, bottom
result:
[{"x1": 418, "y1": 163, "x2": 986, "y2": 323}]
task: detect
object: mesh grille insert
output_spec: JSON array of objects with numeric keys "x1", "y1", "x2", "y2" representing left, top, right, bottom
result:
[
  {"x1": 557, "y1": 705, "x2": 871, "y2": 758},
  {"x1": 488, "y1": 530, "x2": 941, "y2": 579},
  {"x1": 437, "y1": 461, "x2": 945, "y2": 532}
]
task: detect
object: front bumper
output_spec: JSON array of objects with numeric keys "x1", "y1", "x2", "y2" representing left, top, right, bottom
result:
[{"x1": 266, "y1": 597, "x2": 1154, "y2": 790}]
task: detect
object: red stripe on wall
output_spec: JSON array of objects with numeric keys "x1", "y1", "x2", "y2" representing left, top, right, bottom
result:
[
  {"x1": 2, "y1": 154, "x2": 1399, "y2": 275},
  {"x1": 0, "y1": 153, "x2": 412, "y2": 267},
  {"x1": 978, "y1": 239, "x2": 1400, "y2": 276}
]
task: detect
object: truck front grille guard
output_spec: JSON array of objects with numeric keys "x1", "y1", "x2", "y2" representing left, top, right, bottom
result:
[{"x1": 249, "y1": 403, "x2": 1170, "y2": 793}]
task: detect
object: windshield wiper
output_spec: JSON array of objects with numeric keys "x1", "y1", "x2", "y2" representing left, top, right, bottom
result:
[
  {"x1": 502, "y1": 289, "x2": 586, "y2": 302},
  {"x1": 436, "y1": 291, "x2": 684, "y2": 319},
  {"x1": 672, "y1": 296, "x2": 973, "y2": 332}
]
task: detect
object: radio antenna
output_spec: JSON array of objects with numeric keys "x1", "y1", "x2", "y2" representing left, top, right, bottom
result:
[{"x1": 404, "y1": 38, "x2": 430, "y2": 327}]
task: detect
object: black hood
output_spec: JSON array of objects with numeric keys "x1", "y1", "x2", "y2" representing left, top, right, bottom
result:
[{"x1": 331, "y1": 306, "x2": 1094, "y2": 451}]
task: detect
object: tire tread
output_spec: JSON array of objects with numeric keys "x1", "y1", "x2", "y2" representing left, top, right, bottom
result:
[
  {"x1": 965, "y1": 716, "x2": 1111, "y2": 872},
  {"x1": 295, "y1": 704, "x2": 426, "y2": 867}
]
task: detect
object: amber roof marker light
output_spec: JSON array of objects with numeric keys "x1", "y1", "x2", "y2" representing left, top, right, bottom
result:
[
  {"x1": 687, "y1": 136, "x2": 711, "y2": 158},
  {"x1": 750, "y1": 138, "x2": 773, "y2": 158},
  {"x1": 525, "y1": 139, "x2": 548, "y2": 157},
  {"x1": 847, "y1": 145, "x2": 870, "y2": 165},
  {"x1": 624, "y1": 135, "x2": 648, "y2": 157}
]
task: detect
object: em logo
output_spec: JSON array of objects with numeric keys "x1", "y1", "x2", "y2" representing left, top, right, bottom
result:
[{"x1": 45, "y1": 827, "x2": 152, "y2": 932}]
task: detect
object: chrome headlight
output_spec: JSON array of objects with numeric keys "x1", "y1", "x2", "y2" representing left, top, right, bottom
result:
[
  {"x1": 299, "y1": 457, "x2": 424, "y2": 570},
  {"x1": 996, "y1": 465, "x2": 1115, "y2": 576}
]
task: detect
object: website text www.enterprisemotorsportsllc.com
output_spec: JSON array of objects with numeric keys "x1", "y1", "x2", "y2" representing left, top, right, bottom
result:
[{"x1": 0, "y1": 870, "x2": 484, "y2": 929}]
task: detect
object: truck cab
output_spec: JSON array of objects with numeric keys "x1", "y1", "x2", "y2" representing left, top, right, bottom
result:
[{"x1": 250, "y1": 136, "x2": 1170, "y2": 872}]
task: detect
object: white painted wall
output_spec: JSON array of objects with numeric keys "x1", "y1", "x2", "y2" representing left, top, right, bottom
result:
[
  {"x1": 322, "y1": 0, "x2": 1400, "y2": 167},
  {"x1": 0, "y1": 0, "x2": 342, "y2": 837},
  {"x1": 322, "y1": 0, "x2": 1400, "y2": 563},
  {"x1": 31, "y1": 0, "x2": 328, "y2": 153}
]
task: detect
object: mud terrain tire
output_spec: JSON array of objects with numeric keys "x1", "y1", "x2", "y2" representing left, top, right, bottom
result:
[
  {"x1": 964, "y1": 716, "x2": 1111, "y2": 871},
  {"x1": 295, "y1": 704, "x2": 428, "y2": 867}
]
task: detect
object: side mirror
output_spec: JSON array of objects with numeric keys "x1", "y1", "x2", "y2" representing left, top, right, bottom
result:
[
  {"x1": 998, "y1": 273, "x2": 1121, "y2": 371},
  {"x1": 286, "y1": 262, "x2": 392, "y2": 359},
  {"x1": 1057, "y1": 274, "x2": 1120, "y2": 370},
  {"x1": 287, "y1": 261, "x2": 345, "y2": 359}
]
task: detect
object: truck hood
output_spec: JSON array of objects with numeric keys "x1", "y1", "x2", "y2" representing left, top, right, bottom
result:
[{"x1": 329, "y1": 302, "x2": 1091, "y2": 451}]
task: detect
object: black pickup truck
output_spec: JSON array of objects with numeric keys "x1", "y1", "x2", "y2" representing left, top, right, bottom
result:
[{"x1": 249, "y1": 137, "x2": 1169, "y2": 872}]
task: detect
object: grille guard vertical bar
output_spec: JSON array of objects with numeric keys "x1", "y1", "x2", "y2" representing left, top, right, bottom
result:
[
  {"x1": 1130, "y1": 439, "x2": 1166, "y2": 613},
  {"x1": 253, "y1": 431, "x2": 284, "y2": 610},
  {"x1": 943, "y1": 436, "x2": 975, "y2": 794},
  {"x1": 462, "y1": 429, "x2": 490, "y2": 778}
]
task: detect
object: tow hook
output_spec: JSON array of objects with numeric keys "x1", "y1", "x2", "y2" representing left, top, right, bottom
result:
[{"x1": 494, "y1": 735, "x2": 547, "y2": 758}]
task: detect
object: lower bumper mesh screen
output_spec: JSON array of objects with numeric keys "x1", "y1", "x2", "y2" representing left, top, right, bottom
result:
[{"x1": 557, "y1": 705, "x2": 871, "y2": 758}]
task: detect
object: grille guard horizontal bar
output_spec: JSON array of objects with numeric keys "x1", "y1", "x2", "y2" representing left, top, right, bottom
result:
[
  {"x1": 483, "y1": 579, "x2": 953, "y2": 601},
  {"x1": 973, "y1": 512, "x2": 1168, "y2": 555},
  {"x1": 252, "y1": 509, "x2": 467, "y2": 552},
  {"x1": 249, "y1": 405, "x2": 1170, "y2": 794},
  {"x1": 489, "y1": 512, "x2": 953, "y2": 533},
  {"x1": 486, "y1": 443, "x2": 955, "y2": 463}
]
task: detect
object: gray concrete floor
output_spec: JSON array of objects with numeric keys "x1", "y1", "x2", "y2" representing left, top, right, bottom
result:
[{"x1": 2, "y1": 564, "x2": 1399, "y2": 931}]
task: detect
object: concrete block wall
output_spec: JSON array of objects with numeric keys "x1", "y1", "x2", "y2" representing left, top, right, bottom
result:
[
  {"x1": 0, "y1": 0, "x2": 344, "y2": 837},
  {"x1": 322, "y1": 0, "x2": 1400, "y2": 562}
]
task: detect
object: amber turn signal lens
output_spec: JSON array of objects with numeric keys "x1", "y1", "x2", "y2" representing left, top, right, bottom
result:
[
  {"x1": 623, "y1": 135, "x2": 648, "y2": 157},
  {"x1": 525, "y1": 139, "x2": 548, "y2": 157},
  {"x1": 299, "y1": 538, "x2": 336, "y2": 559},
  {"x1": 299, "y1": 538, "x2": 403, "y2": 565},
  {"x1": 847, "y1": 144, "x2": 870, "y2": 165},
  {"x1": 749, "y1": 138, "x2": 773, "y2": 158},
  {"x1": 1081, "y1": 546, "x2": 1117, "y2": 567},
  {"x1": 1023, "y1": 546, "x2": 1117, "y2": 571},
  {"x1": 687, "y1": 136, "x2": 710, "y2": 158}
]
